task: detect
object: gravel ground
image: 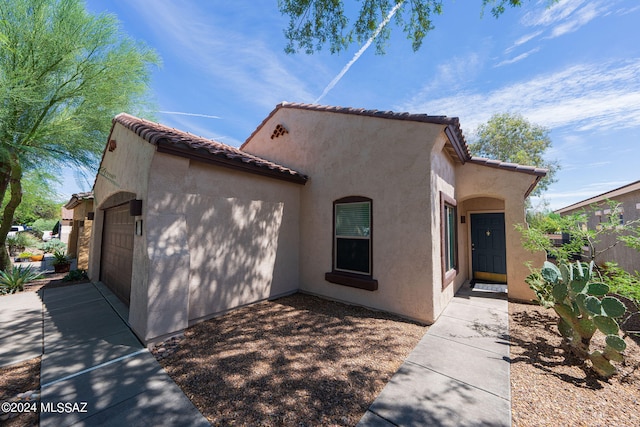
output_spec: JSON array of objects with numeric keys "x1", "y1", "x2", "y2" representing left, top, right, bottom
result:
[
  {"x1": 510, "y1": 300, "x2": 640, "y2": 427},
  {"x1": 0, "y1": 357, "x2": 40, "y2": 427},
  {"x1": 2, "y1": 284, "x2": 638, "y2": 427},
  {"x1": 154, "y1": 293, "x2": 428, "y2": 426}
]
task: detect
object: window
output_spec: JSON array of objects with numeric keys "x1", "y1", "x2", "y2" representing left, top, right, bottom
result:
[
  {"x1": 444, "y1": 204, "x2": 456, "y2": 271},
  {"x1": 440, "y1": 192, "x2": 458, "y2": 288},
  {"x1": 325, "y1": 196, "x2": 378, "y2": 291},
  {"x1": 335, "y1": 201, "x2": 371, "y2": 274}
]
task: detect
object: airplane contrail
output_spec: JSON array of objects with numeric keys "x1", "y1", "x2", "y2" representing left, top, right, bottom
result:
[
  {"x1": 314, "y1": 2, "x2": 403, "y2": 104},
  {"x1": 157, "y1": 111, "x2": 221, "y2": 119}
]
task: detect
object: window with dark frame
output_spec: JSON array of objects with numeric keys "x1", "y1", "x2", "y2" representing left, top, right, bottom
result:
[
  {"x1": 335, "y1": 199, "x2": 371, "y2": 274},
  {"x1": 444, "y1": 204, "x2": 456, "y2": 271},
  {"x1": 325, "y1": 196, "x2": 378, "y2": 291},
  {"x1": 440, "y1": 192, "x2": 458, "y2": 288}
]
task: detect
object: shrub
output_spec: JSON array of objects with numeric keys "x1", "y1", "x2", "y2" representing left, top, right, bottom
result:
[
  {"x1": 31, "y1": 218, "x2": 58, "y2": 234},
  {"x1": 6, "y1": 232, "x2": 37, "y2": 252},
  {"x1": 38, "y1": 239, "x2": 66, "y2": 254},
  {"x1": 63, "y1": 269, "x2": 89, "y2": 282},
  {"x1": 527, "y1": 260, "x2": 627, "y2": 378},
  {"x1": 600, "y1": 262, "x2": 640, "y2": 303},
  {"x1": 0, "y1": 265, "x2": 43, "y2": 294}
]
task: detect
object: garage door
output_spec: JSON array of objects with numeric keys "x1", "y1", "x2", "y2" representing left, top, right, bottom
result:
[{"x1": 101, "y1": 203, "x2": 134, "y2": 306}]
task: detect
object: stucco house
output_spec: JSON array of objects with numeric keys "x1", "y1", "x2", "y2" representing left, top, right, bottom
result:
[
  {"x1": 89, "y1": 102, "x2": 546, "y2": 344},
  {"x1": 63, "y1": 192, "x2": 94, "y2": 270},
  {"x1": 555, "y1": 179, "x2": 640, "y2": 273}
]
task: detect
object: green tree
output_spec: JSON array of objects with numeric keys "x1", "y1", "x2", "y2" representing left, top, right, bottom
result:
[
  {"x1": 469, "y1": 113, "x2": 559, "y2": 197},
  {"x1": 0, "y1": 0, "x2": 159, "y2": 270},
  {"x1": 279, "y1": 0, "x2": 558, "y2": 54},
  {"x1": 2, "y1": 170, "x2": 62, "y2": 225}
]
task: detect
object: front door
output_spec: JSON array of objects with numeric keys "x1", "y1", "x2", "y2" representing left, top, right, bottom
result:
[{"x1": 471, "y1": 213, "x2": 507, "y2": 283}]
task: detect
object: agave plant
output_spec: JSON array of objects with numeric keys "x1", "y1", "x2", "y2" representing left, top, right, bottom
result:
[{"x1": 0, "y1": 265, "x2": 43, "y2": 294}]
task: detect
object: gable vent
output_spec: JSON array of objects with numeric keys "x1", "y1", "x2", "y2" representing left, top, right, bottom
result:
[{"x1": 270, "y1": 124, "x2": 289, "y2": 139}]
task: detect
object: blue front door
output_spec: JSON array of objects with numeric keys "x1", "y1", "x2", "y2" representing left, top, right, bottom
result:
[{"x1": 471, "y1": 213, "x2": 507, "y2": 283}]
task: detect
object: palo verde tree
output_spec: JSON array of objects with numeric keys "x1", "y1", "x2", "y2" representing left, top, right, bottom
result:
[
  {"x1": 279, "y1": 0, "x2": 559, "y2": 54},
  {"x1": 2, "y1": 170, "x2": 62, "y2": 224},
  {"x1": 0, "y1": 0, "x2": 159, "y2": 270},
  {"x1": 469, "y1": 112, "x2": 559, "y2": 197}
]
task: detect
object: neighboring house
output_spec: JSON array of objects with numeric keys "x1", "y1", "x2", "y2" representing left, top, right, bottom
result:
[
  {"x1": 63, "y1": 192, "x2": 95, "y2": 270},
  {"x1": 89, "y1": 102, "x2": 546, "y2": 344},
  {"x1": 60, "y1": 206, "x2": 74, "y2": 247},
  {"x1": 555, "y1": 180, "x2": 640, "y2": 273}
]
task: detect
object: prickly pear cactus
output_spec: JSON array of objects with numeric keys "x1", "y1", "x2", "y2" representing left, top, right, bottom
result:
[{"x1": 526, "y1": 260, "x2": 627, "y2": 377}]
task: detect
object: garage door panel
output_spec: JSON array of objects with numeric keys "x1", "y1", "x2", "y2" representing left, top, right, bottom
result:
[{"x1": 101, "y1": 204, "x2": 134, "y2": 306}]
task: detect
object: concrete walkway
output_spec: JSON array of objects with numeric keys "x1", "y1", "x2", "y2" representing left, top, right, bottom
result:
[
  {"x1": 358, "y1": 284, "x2": 511, "y2": 427},
  {"x1": 1, "y1": 282, "x2": 209, "y2": 426}
]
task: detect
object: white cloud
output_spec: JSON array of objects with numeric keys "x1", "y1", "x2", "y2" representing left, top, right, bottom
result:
[
  {"x1": 128, "y1": 1, "x2": 317, "y2": 108},
  {"x1": 505, "y1": 30, "x2": 543, "y2": 53},
  {"x1": 522, "y1": 0, "x2": 588, "y2": 27},
  {"x1": 403, "y1": 52, "x2": 483, "y2": 103},
  {"x1": 549, "y1": 1, "x2": 600, "y2": 37},
  {"x1": 398, "y1": 59, "x2": 640, "y2": 135},
  {"x1": 495, "y1": 48, "x2": 540, "y2": 67}
]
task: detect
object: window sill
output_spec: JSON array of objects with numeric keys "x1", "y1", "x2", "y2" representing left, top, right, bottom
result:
[
  {"x1": 442, "y1": 269, "x2": 457, "y2": 290},
  {"x1": 325, "y1": 271, "x2": 378, "y2": 291}
]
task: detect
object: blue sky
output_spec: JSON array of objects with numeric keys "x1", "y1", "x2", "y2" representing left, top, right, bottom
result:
[{"x1": 65, "y1": 0, "x2": 639, "y2": 211}]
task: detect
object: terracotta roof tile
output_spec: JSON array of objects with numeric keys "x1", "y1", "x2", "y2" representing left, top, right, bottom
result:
[
  {"x1": 113, "y1": 113, "x2": 308, "y2": 184},
  {"x1": 242, "y1": 102, "x2": 471, "y2": 161},
  {"x1": 64, "y1": 191, "x2": 94, "y2": 209},
  {"x1": 469, "y1": 157, "x2": 548, "y2": 177}
]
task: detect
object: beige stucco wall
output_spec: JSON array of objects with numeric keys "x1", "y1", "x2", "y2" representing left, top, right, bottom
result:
[
  {"x1": 456, "y1": 163, "x2": 546, "y2": 301},
  {"x1": 89, "y1": 122, "x2": 156, "y2": 342},
  {"x1": 429, "y1": 140, "x2": 459, "y2": 318},
  {"x1": 70, "y1": 200, "x2": 93, "y2": 270},
  {"x1": 92, "y1": 123, "x2": 302, "y2": 343},
  {"x1": 561, "y1": 189, "x2": 640, "y2": 273},
  {"x1": 244, "y1": 108, "x2": 451, "y2": 323},
  {"x1": 142, "y1": 154, "x2": 301, "y2": 342}
]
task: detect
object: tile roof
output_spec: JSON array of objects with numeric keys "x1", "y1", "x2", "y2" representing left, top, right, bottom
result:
[
  {"x1": 242, "y1": 102, "x2": 471, "y2": 163},
  {"x1": 112, "y1": 113, "x2": 308, "y2": 184},
  {"x1": 469, "y1": 157, "x2": 548, "y2": 177},
  {"x1": 64, "y1": 192, "x2": 94, "y2": 210}
]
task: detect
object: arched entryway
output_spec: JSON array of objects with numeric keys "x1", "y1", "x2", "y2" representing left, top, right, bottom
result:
[{"x1": 458, "y1": 196, "x2": 507, "y2": 287}]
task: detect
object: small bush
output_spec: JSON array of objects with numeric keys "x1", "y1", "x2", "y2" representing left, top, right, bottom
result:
[
  {"x1": 0, "y1": 266, "x2": 43, "y2": 294},
  {"x1": 6, "y1": 232, "x2": 37, "y2": 250},
  {"x1": 601, "y1": 262, "x2": 640, "y2": 303},
  {"x1": 63, "y1": 269, "x2": 88, "y2": 282},
  {"x1": 38, "y1": 240, "x2": 66, "y2": 254}
]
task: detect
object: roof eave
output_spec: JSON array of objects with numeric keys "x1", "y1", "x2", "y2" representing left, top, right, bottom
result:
[
  {"x1": 156, "y1": 140, "x2": 308, "y2": 185},
  {"x1": 444, "y1": 125, "x2": 470, "y2": 164}
]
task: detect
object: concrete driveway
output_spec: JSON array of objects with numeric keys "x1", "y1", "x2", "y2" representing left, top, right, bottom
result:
[{"x1": 1, "y1": 282, "x2": 209, "y2": 426}]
